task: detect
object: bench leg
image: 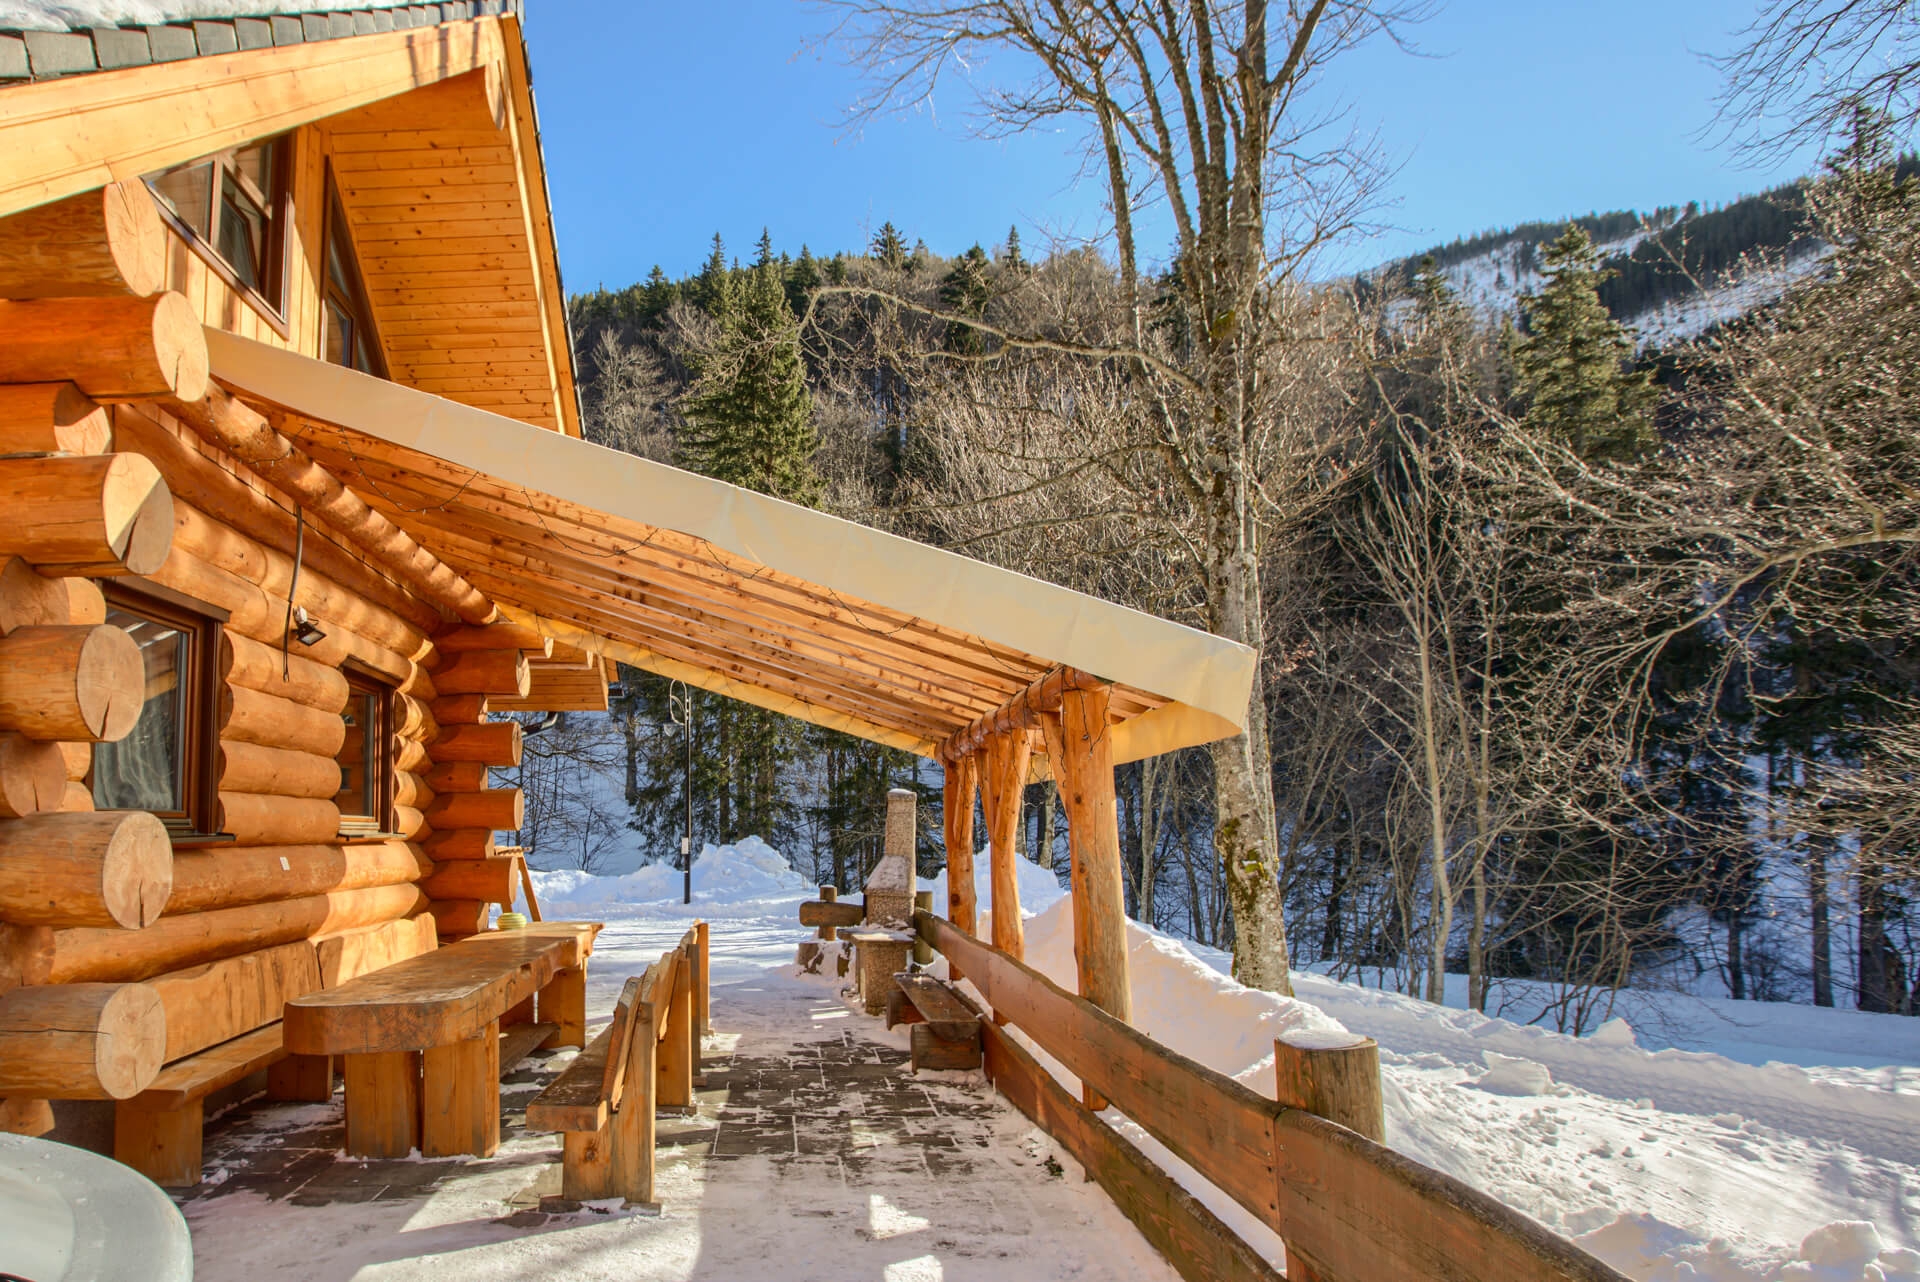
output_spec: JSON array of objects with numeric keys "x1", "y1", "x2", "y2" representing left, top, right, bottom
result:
[
  {"x1": 343, "y1": 1051, "x2": 420, "y2": 1158},
  {"x1": 694, "y1": 920, "x2": 711, "y2": 1037},
  {"x1": 657, "y1": 960, "x2": 694, "y2": 1113},
  {"x1": 267, "y1": 1054, "x2": 333, "y2": 1103},
  {"x1": 611, "y1": 1009, "x2": 657, "y2": 1203},
  {"x1": 115, "y1": 1098, "x2": 203, "y2": 1188},
  {"x1": 538, "y1": 965, "x2": 586, "y2": 1049},
  {"x1": 422, "y1": 1022, "x2": 501, "y2": 1158},
  {"x1": 561, "y1": 1127, "x2": 616, "y2": 1201}
]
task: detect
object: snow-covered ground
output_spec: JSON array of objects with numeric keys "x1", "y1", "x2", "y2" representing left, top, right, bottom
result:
[{"x1": 177, "y1": 838, "x2": 1919, "y2": 1281}]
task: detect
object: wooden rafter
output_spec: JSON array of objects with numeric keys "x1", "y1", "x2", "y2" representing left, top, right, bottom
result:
[{"x1": 938, "y1": 666, "x2": 1112, "y2": 762}]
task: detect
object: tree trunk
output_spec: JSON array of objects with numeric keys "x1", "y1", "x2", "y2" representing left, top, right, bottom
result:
[
  {"x1": 1809, "y1": 837, "x2": 1834, "y2": 1008},
  {"x1": 1727, "y1": 911, "x2": 1746, "y2": 1002},
  {"x1": 1038, "y1": 782, "x2": 1055, "y2": 869}
]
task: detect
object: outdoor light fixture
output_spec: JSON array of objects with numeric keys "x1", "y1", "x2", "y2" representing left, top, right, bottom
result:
[{"x1": 289, "y1": 606, "x2": 326, "y2": 647}]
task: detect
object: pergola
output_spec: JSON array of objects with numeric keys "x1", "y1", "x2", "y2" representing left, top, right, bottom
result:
[{"x1": 204, "y1": 330, "x2": 1258, "y2": 1021}]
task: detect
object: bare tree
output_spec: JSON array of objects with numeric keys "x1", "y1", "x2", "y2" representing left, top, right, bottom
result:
[
  {"x1": 1712, "y1": 0, "x2": 1920, "y2": 160},
  {"x1": 815, "y1": 1, "x2": 1423, "y2": 991}
]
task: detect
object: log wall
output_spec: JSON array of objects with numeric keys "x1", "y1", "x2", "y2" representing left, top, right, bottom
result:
[
  {"x1": 0, "y1": 99, "x2": 549, "y2": 1149},
  {"x1": 0, "y1": 394, "x2": 530, "y2": 1139}
]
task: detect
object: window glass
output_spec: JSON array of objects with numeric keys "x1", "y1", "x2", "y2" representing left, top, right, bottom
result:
[
  {"x1": 145, "y1": 136, "x2": 287, "y2": 315},
  {"x1": 93, "y1": 607, "x2": 187, "y2": 813},
  {"x1": 150, "y1": 163, "x2": 213, "y2": 240},
  {"x1": 218, "y1": 171, "x2": 266, "y2": 292},
  {"x1": 337, "y1": 677, "x2": 391, "y2": 830},
  {"x1": 322, "y1": 179, "x2": 385, "y2": 378}
]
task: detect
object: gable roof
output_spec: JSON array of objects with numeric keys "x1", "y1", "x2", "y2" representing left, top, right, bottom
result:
[
  {"x1": 210, "y1": 330, "x2": 1258, "y2": 766},
  {"x1": 0, "y1": 2, "x2": 518, "y2": 83},
  {"x1": 0, "y1": 1, "x2": 580, "y2": 435}
]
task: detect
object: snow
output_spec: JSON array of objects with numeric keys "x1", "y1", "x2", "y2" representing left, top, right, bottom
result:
[
  {"x1": 0, "y1": 0, "x2": 423, "y2": 31},
  {"x1": 175, "y1": 837, "x2": 1920, "y2": 1282}
]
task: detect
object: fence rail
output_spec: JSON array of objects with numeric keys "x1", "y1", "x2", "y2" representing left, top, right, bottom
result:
[{"x1": 915, "y1": 909, "x2": 1626, "y2": 1282}]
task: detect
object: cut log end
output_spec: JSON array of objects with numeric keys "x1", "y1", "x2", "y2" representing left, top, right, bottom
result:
[
  {"x1": 102, "y1": 810, "x2": 174, "y2": 929},
  {"x1": 152, "y1": 292, "x2": 210, "y2": 404},
  {"x1": 0, "y1": 734, "x2": 68, "y2": 818},
  {"x1": 80, "y1": 622, "x2": 147, "y2": 743},
  {"x1": 96, "y1": 982, "x2": 167, "y2": 1098}
]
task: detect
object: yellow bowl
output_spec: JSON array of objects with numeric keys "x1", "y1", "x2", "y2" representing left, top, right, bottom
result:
[{"x1": 496, "y1": 912, "x2": 529, "y2": 931}]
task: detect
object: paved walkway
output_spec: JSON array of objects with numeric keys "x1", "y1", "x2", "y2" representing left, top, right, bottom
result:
[{"x1": 178, "y1": 921, "x2": 1182, "y2": 1282}]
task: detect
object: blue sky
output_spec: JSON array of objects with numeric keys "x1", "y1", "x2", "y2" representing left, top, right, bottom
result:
[{"x1": 522, "y1": 1, "x2": 1822, "y2": 294}]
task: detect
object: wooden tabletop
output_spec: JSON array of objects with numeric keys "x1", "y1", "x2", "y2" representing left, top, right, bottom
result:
[{"x1": 283, "y1": 922, "x2": 601, "y2": 1055}]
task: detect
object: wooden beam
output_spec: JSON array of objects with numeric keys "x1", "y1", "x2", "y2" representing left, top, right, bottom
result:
[
  {"x1": 0, "y1": 293, "x2": 207, "y2": 402},
  {"x1": 170, "y1": 386, "x2": 493, "y2": 624},
  {"x1": 0, "y1": 19, "x2": 507, "y2": 218},
  {"x1": 0, "y1": 453, "x2": 173, "y2": 577},
  {"x1": 0, "y1": 809, "x2": 175, "y2": 930},
  {"x1": 0, "y1": 180, "x2": 167, "y2": 298},
  {"x1": 0, "y1": 383, "x2": 112, "y2": 456},
  {"x1": 982, "y1": 732, "x2": 1031, "y2": 961},
  {"x1": 940, "y1": 665, "x2": 1109, "y2": 763},
  {"x1": 0, "y1": 982, "x2": 165, "y2": 1099},
  {"x1": 0, "y1": 624, "x2": 146, "y2": 743}
]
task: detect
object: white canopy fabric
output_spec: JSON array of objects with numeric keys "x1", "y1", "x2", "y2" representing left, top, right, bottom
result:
[{"x1": 207, "y1": 330, "x2": 1256, "y2": 764}]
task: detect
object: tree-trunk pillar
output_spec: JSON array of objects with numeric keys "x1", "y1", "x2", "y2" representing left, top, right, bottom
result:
[
  {"x1": 1042, "y1": 688, "x2": 1132, "y2": 1028},
  {"x1": 942, "y1": 752, "x2": 978, "y2": 939},
  {"x1": 982, "y1": 732, "x2": 1030, "y2": 960}
]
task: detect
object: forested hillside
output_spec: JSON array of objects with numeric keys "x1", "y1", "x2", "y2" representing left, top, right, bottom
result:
[{"x1": 524, "y1": 143, "x2": 1920, "y2": 1027}]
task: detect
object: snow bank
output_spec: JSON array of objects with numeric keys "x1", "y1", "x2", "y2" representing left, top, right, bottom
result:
[{"x1": 531, "y1": 837, "x2": 809, "y2": 915}]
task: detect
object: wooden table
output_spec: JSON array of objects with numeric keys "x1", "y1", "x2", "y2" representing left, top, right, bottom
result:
[{"x1": 283, "y1": 921, "x2": 601, "y2": 1157}]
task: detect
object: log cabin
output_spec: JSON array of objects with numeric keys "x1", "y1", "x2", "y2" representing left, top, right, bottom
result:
[{"x1": 0, "y1": 0, "x2": 1256, "y2": 1188}]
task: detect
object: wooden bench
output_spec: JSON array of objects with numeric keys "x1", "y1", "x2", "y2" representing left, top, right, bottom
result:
[
  {"x1": 884, "y1": 972, "x2": 982, "y2": 1071},
  {"x1": 525, "y1": 923, "x2": 705, "y2": 1205},
  {"x1": 283, "y1": 921, "x2": 601, "y2": 1158},
  {"x1": 110, "y1": 915, "x2": 442, "y2": 1187}
]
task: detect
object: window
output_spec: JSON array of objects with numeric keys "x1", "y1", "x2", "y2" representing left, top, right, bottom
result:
[
  {"x1": 337, "y1": 670, "x2": 395, "y2": 836},
  {"x1": 92, "y1": 585, "x2": 221, "y2": 837},
  {"x1": 322, "y1": 176, "x2": 386, "y2": 377},
  {"x1": 146, "y1": 134, "x2": 291, "y2": 319}
]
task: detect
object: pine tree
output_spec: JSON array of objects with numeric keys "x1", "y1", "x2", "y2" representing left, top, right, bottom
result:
[
  {"x1": 1512, "y1": 224, "x2": 1656, "y2": 461},
  {"x1": 937, "y1": 244, "x2": 993, "y2": 353},
  {"x1": 870, "y1": 221, "x2": 905, "y2": 270},
  {"x1": 754, "y1": 227, "x2": 776, "y2": 271},
  {"x1": 1001, "y1": 224, "x2": 1026, "y2": 270},
  {"x1": 693, "y1": 233, "x2": 729, "y2": 314},
  {"x1": 677, "y1": 251, "x2": 821, "y2": 505},
  {"x1": 788, "y1": 245, "x2": 821, "y2": 315}
]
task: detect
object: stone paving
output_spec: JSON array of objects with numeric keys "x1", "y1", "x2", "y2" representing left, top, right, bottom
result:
[{"x1": 174, "y1": 997, "x2": 1003, "y2": 1212}]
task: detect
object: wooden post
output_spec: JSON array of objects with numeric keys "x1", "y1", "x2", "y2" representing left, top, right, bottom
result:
[
  {"x1": 694, "y1": 919, "x2": 711, "y2": 1035},
  {"x1": 912, "y1": 890, "x2": 935, "y2": 967},
  {"x1": 1273, "y1": 1034, "x2": 1385, "y2": 1282},
  {"x1": 538, "y1": 964, "x2": 587, "y2": 1049},
  {"x1": 422, "y1": 1022, "x2": 501, "y2": 1158},
  {"x1": 266, "y1": 1054, "x2": 334, "y2": 1103},
  {"x1": 343, "y1": 1051, "x2": 421, "y2": 1158},
  {"x1": 941, "y1": 751, "x2": 978, "y2": 964},
  {"x1": 519, "y1": 856, "x2": 543, "y2": 922},
  {"x1": 1272, "y1": 1035, "x2": 1385, "y2": 1142},
  {"x1": 606, "y1": 1005, "x2": 657, "y2": 1205},
  {"x1": 114, "y1": 1098, "x2": 203, "y2": 1187},
  {"x1": 982, "y1": 732, "x2": 1031, "y2": 960},
  {"x1": 657, "y1": 954, "x2": 694, "y2": 1113},
  {"x1": 816, "y1": 884, "x2": 838, "y2": 940},
  {"x1": 1041, "y1": 688, "x2": 1133, "y2": 1026}
]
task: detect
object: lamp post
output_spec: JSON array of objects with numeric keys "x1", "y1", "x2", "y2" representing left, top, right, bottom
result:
[{"x1": 668, "y1": 681, "x2": 693, "y2": 905}]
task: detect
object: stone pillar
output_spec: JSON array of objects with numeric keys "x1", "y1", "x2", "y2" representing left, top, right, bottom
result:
[{"x1": 854, "y1": 789, "x2": 917, "y2": 1014}]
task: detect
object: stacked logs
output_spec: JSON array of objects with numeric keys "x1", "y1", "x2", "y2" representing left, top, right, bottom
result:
[
  {"x1": 421, "y1": 621, "x2": 537, "y2": 938},
  {"x1": 0, "y1": 185, "x2": 202, "y2": 1132}
]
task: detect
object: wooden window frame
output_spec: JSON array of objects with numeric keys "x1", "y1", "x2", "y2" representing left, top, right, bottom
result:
[
  {"x1": 338, "y1": 665, "x2": 397, "y2": 838},
  {"x1": 320, "y1": 165, "x2": 389, "y2": 378},
  {"x1": 93, "y1": 580, "x2": 224, "y2": 840},
  {"x1": 144, "y1": 133, "x2": 295, "y2": 337}
]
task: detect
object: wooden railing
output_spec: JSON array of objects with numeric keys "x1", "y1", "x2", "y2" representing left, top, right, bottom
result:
[{"x1": 915, "y1": 910, "x2": 1627, "y2": 1282}]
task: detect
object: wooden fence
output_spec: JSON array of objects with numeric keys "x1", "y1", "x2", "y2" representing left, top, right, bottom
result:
[{"x1": 915, "y1": 910, "x2": 1628, "y2": 1282}]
